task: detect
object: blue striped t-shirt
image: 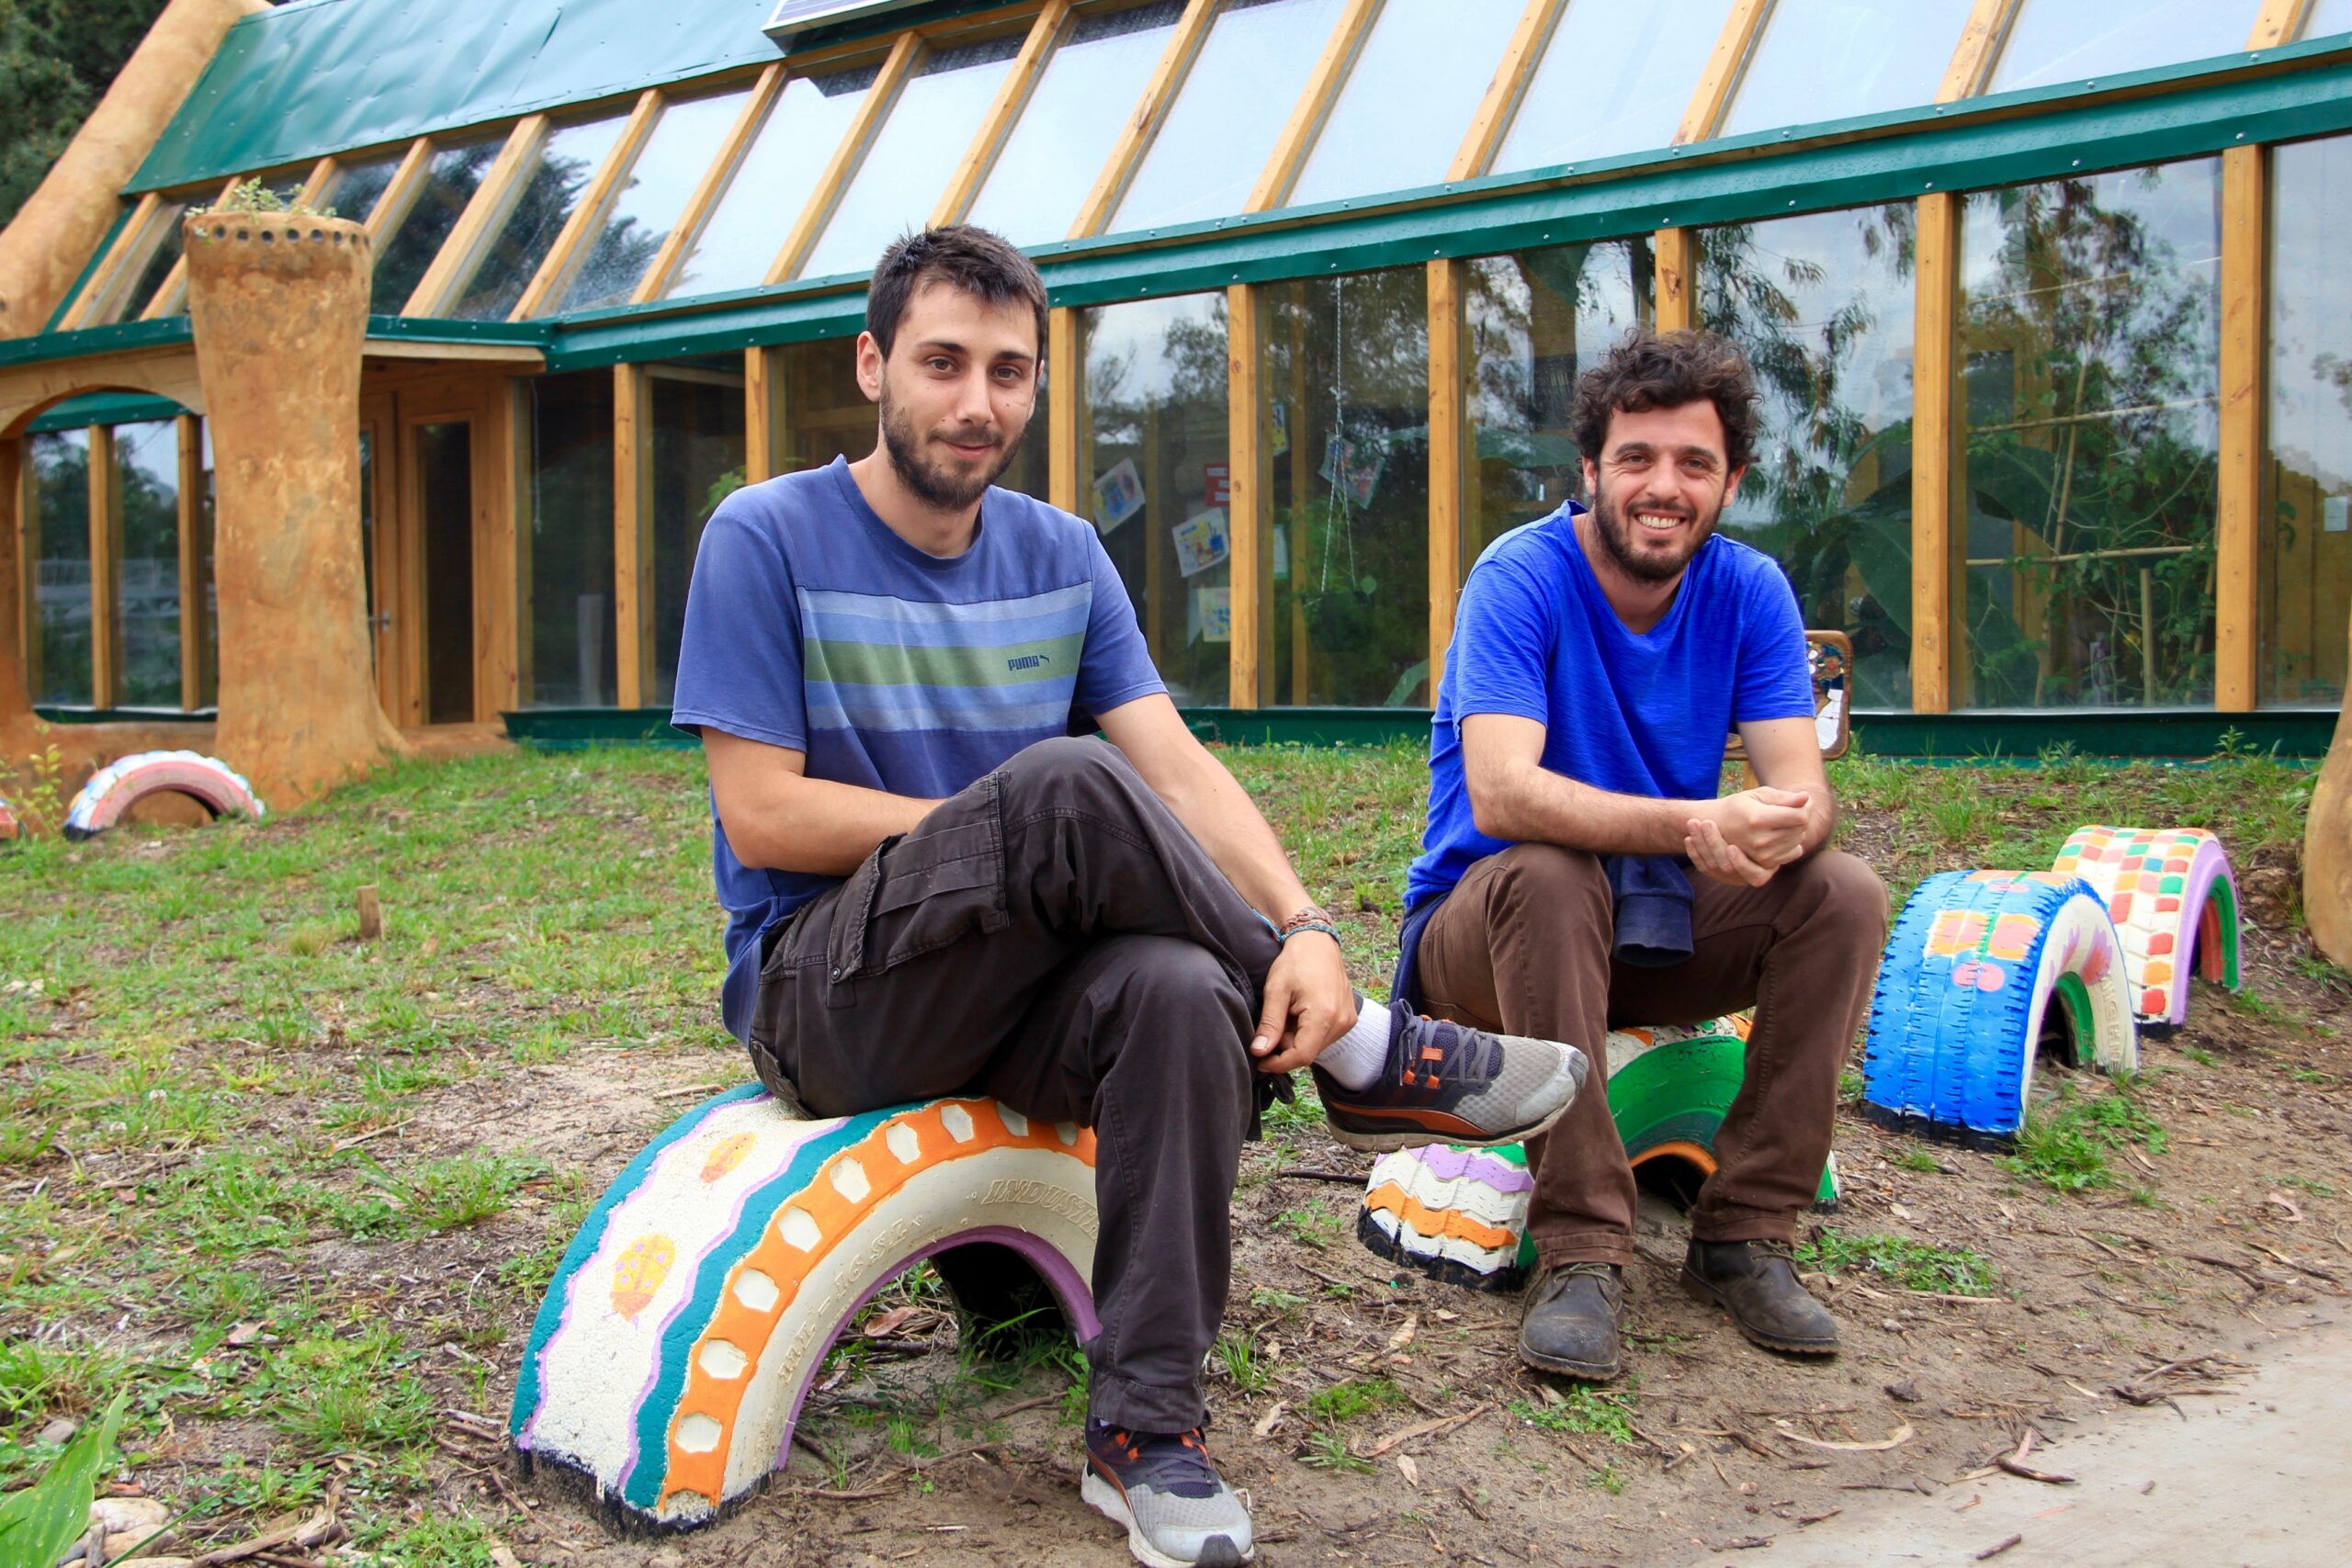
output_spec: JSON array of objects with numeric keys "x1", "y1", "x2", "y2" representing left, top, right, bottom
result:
[{"x1": 672, "y1": 456, "x2": 1165, "y2": 1041}]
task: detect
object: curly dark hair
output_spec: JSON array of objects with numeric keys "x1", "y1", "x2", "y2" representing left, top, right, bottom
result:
[
  {"x1": 1570, "y1": 329, "x2": 1762, "y2": 475},
  {"x1": 866, "y1": 225, "x2": 1048, "y2": 361}
]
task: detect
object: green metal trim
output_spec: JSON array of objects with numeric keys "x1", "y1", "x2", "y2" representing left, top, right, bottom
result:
[
  {"x1": 502, "y1": 707, "x2": 696, "y2": 748},
  {"x1": 32, "y1": 705, "x2": 212, "y2": 725},
  {"x1": 1847, "y1": 711, "x2": 2337, "y2": 761},
  {"x1": 363, "y1": 315, "x2": 555, "y2": 351},
  {"x1": 530, "y1": 41, "x2": 2352, "y2": 368},
  {"x1": 0, "y1": 317, "x2": 191, "y2": 372},
  {"x1": 42, "y1": 207, "x2": 134, "y2": 335},
  {"x1": 25, "y1": 393, "x2": 188, "y2": 434},
  {"x1": 495, "y1": 705, "x2": 2339, "y2": 758}
]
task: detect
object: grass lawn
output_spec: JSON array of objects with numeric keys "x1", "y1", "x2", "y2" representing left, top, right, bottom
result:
[{"x1": 0, "y1": 737, "x2": 2332, "y2": 1561}]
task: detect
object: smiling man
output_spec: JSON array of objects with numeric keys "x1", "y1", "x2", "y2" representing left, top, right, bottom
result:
[
  {"x1": 669, "y1": 227, "x2": 1585, "y2": 1568},
  {"x1": 1397, "y1": 330, "x2": 1887, "y2": 1381}
]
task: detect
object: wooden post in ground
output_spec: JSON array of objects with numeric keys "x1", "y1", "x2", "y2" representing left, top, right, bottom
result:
[{"x1": 2309, "y1": 622, "x2": 2352, "y2": 967}]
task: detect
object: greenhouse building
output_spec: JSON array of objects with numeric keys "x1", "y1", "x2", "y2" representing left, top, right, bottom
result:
[{"x1": 3, "y1": 0, "x2": 2349, "y2": 784}]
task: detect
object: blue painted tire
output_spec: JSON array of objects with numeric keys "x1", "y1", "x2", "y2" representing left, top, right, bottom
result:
[{"x1": 1863, "y1": 871, "x2": 2137, "y2": 1141}]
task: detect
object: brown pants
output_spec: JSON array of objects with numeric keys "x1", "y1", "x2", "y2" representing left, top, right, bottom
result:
[{"x1": 1415, "y1": 843, "x2": 1887, "y2": 1269}]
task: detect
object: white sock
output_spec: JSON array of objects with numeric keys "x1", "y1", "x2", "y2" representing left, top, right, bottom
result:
[{"x1": 1314, "y1": 993, "x2": 1393, "y2": 1089}]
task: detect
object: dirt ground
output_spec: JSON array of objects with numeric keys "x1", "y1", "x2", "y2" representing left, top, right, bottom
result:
[{"x1": 61, "y1": 795, "x2": 2352, "y2": 1566}]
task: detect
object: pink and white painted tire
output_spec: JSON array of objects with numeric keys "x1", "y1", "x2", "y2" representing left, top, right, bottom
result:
[
  {"x1": 0, "y1": 795, "x2": 17, "y2": 841},
  {"x1": 2049, "y1": 825, "x2": 2242, "y2": 1032},
  {"x1": 62, "y1": 750, "x2": 265, "y2": 840}
]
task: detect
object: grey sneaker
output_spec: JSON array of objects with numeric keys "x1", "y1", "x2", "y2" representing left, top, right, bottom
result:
[
  {"x1": 1082, "y1": 1420, "x2": 1253, "y2": 1567},
  {"x1": 1313, "y1": 1000, "x2": 1589, "y2": 1152}
]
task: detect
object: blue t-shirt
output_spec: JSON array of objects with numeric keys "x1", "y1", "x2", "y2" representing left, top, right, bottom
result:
[
  {"x1": 1404, "y1": 502, "x2": 1815, "y2": 910},
  {"x1": 672, "y1": 457, "x2": 1166, "y2": 1040}
]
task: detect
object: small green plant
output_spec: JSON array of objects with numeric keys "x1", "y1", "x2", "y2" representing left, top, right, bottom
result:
[
  {"x1": 2272, "y1": 1173, "x2": 2337, "y2": 1198},
  {"x1": 2000, "y1": 1077, "x2": 2166, "y2": 1193},
  {"x1": 1588, "y1": 1461, "x2": 1626, "y2": 1495},
  {"x1": 2181, "y1": 1045, "x2": 2219, "y2": 1066},
  {"x1": 1797, "y1": 1228, "x2": 1999, "y2": 1295},
  {"x1": 1507, "y1": 1387, "x2": 1636, "y2": 1444},
  {"x1": 395, "y1": 1152, "x2": 546, "y2": 1232},
  {"x1": 1304, "y1": 1378, "x2": 1403, "y2": 1428},
  {"x1": 210, "y1": 178, "x2": 336, "y2": 220},
  {"x1": 1248, "y1": 1286, "x2": 1308, "y2": 1314},
  {"x1": 1298, "y1": 1430, "x2": 1373, "y2": 1473},
  {"x1": 1273, "y1": 1203, "x2": 1343, "y2": 1250},
  {"x1": 1894, "y1": 1147, "x2": 1942, "y2": 1174},
  {"x1": 1213, "y1": 1334, "x2": 1272, "y2": 1394},
  {"x1": 0, "y1": 1390, "x2": 127, "y2": 1562},
  {"x1": 5, "y1": 743, "x2": 70, "y2": 836},
  {"x1": 1838, "y1": 1067, "x2": 1865, "y2": 1103}
]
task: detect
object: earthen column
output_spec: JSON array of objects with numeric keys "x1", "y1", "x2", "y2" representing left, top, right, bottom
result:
[
  {"x1": 184, "y1": 209, "x2": 407, "y2": 806},
  {"x1": 2309, "y1": 617, "x2": 2352, "y2": 968}
]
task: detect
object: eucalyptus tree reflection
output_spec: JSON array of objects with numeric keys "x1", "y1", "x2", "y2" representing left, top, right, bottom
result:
[
  {"x1": 1955, "y1": 164, "x2": 2221, "y2": 708},
  {"x1": 1700, "y1": 206, "x2": 1917, "y2": 708}
]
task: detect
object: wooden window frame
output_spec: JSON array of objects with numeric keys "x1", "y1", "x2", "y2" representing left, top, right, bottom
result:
[
  {"x1": 401, "y1": 115, "x2": 553, "y2": 318},
  {"x1": 509, "y1": 91, "x2": 668, "y2": 321},
  {"x1": 767, "y1": 31, "x2": 924, "y2": 285},
  {"x1": 1447, "y1": 0, "x2": 1565, "y2": 182},
  {"x1": 1067, "y1": 0, "x2": 1218, "y2": 240},
  {"x1": 635, "y1": 65, "x2": 788, "y2": 308},
  {"x1": 1245, "y1": 0, "x2": 1382, "y2": 214}
]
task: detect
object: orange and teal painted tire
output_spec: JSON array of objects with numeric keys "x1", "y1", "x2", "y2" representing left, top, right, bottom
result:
[
  {"x1": 2050, "y1": 825, "x2": 2241, "y2": 1032},
  {"x1": 62, "y1": 750, "x2": 264, "y2": 840},
  {"x1": 1862, "y1": 870, "x2": 2138, "y2": 1142},
  {"x1": 510, "y1": 1089, "x2": 1098, "y2": 1530},
  {"x1": 1358, "y1": 1017, "x2": 1838, "y2": 1292}
]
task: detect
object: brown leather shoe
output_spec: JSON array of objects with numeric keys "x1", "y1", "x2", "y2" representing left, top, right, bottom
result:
[
  {"x1": 1680, "y1": 1239, "x2": 1838, "y2": 1356},
  {"x1": 1518, "y1": 1262, "x2": 1625, "y2": 1380}
]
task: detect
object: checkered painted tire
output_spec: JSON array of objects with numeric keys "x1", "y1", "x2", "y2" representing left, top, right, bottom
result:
[
  {"x1": 62, "y1": 750, "x2": 265, "y2": 840},
  {"x1": 2050, "y1": 825, "x2": 2241, "y2": 1032},
  {"x1": 1357, "y1": 1017, "x2": 1839, "y2": 1293},
  {"x1": 1862, "y1": 870, "x2": 2138, "y2": 1142},
  {"x1": 510, "y1": 1089, "x2": 1099, "y2": 1532}
]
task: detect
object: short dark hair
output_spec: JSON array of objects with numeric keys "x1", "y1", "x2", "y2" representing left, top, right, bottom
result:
[
  {"x1": 1571, "y1": 329, "x2": 1761, "y2": 474},
  {"x1": 866, "y1": 225, "x2": 1048, "y2": 361}
]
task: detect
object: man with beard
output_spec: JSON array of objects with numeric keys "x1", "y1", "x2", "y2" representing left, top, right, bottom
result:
[
  {"x1": 1398, "y1": 330, "x2": 1886, "y2": 1381},
  {"x1": 670, "y1": 227, "x2": 1586, "y2": 1568}
]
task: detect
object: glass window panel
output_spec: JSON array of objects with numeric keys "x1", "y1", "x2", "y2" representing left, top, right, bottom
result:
[
  {"x1": 560, "y1": 87, "x2": 752, "y2": 314},
  {"x1": 1112, "y1": 0, "x2": 1348, "y2": 234},
  {"x1": 451, "y1": 112, "x2": 630, "y2": 321},
  {"x1": 799, "y1": 34, "x2": 1027, "y2": 280},
  {"x1": 1987, "y1": 0, "x2": 2263, "y2": 94},
  {"x1": 1080, "y1": 292, "x2": 1231, "y2": 703},
  {"x1": 1493, "y1": 0, "x2": 1731, "y2": 175},
  {"x1": 319, "y1": 150, "x2": 402, "y2": 224},
  {"x1": 651, "y1": 366, "x2": 748, "y2": 705},
  {"x1": 1261, "y1": 267, "x2": 1429, "y2": 706},
  {"x1": 1702, "y1": 207, "x2": 1916, "y2": 708},
  {"x1": 375, "y1": 137, "x2": 501, "y2": 314},
  {"x1": 2263, "y1": 135, "x2": 2352, "y2": 706},
  {"x1": 966, "y1": 0, "x2": 1184, "y2": 245},
  {"x1": 1466, "y1": 238, "x2": 1653, "y2": 561},
  {"x1": 2307, "y1": 0, "x2": 2352, "y2": 36},
  {"x1": 666, "y1": 64, "x2": 877, "y2": 300},
  {"x1": 101, "y1": 201, "x2": 190, "y2": 324},
  {"x1": 112, "y1": 420, "x2": 183, "y2": 709},
  {"x1": 1290, "y1": 0, "x2": 1523, "y2": 208},
  {"x1": 30, "y1": 430, "x2": 92, "y2": 706},
  {"x1": 1954, "y1": 159, "x2": 2221, "y2": 709},
  {"x1": 527, "y1": 373, "x2": 617, "y2": 707},
  {"x1": 1720, "y1": 0, "x2": 1977, "y2": 138}
]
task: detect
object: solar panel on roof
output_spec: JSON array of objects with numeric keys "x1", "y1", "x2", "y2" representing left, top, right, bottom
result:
[{"x1": 764, "y1": 0, "x2": 928, "y2": 48}]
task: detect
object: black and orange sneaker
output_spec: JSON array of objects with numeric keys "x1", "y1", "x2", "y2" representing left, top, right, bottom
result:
[
  {"x1": 1311, "y1": 1000, "x2": 1589, "y2": 1152},
  {"x1": 1081, "y1": 1418, "x2": 1253, "y2": 1567}
]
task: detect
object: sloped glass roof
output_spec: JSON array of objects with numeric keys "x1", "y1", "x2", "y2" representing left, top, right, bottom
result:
[
  {"x1": 1721, "y1": 0, "x2": 1978, "y2": 138},
  {"x1": 1987, "y1": 0, "x2": 2265, "y2": 95},
  {"x1": 1288, "y1": 0, "x2": 1525, "y2": 208},
  {"x1": 61, "y1": 0, "x2": 2326, "y2": 338}
]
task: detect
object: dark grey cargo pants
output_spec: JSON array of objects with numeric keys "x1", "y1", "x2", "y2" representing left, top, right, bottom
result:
[{"x1": 747, "y1": 737, "x2": 1280, "y2": 1432}]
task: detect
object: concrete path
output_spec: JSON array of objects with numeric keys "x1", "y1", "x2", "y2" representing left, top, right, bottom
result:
[{"x1": 1685, "y1": 1311, "x2": 2352, "y2": 1568}]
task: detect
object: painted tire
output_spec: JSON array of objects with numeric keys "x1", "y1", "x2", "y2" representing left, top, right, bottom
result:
[
  {"x1": 511, "y1": 1089, "x2": 1099, "y2": 1530},
  {"x1": 1358, "y1": 1017, "x2": 1839, "y2": 1292},
  {"x1": 2050, "y1": 825, "x2": 2241, "y2": 1032},
  {"x1": 0, "y1": 795, "x2": 17, "y2": 841},
  {"x1": 62, "y1": 750, "x2": 265, "y2": 840},
  {"x1": 1862, "y1": 870, "x2": 2137, "y2": 1141}
]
